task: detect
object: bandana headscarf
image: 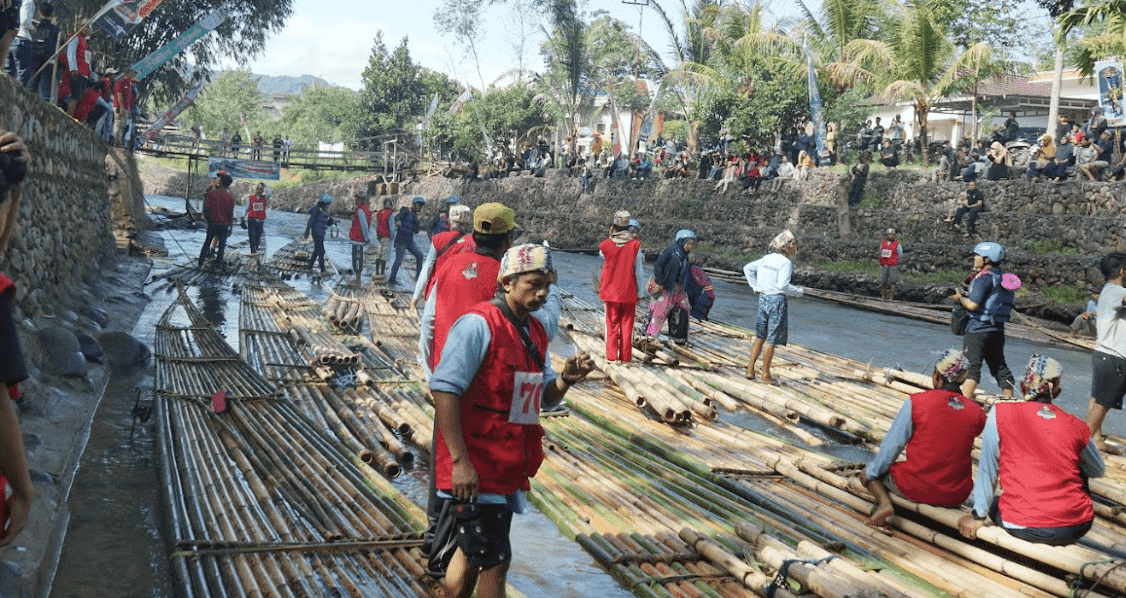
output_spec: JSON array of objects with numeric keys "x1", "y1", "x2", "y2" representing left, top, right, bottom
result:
[
  {"x1": 935, "y1": 349, "x2": 970, "y2": 383},
  {"x1": 1020, "y1": 354, "x2": 1063, "y2": 399},
  {"x1": 989, "y1": 142, "x2": 1013, "y2": 166},
  {"x1": 611, "y1": 210, "x2": 634, "y2": 246},
  {"x1": 769, "y1": 230, "x2": 795, "y2": 252},
  {"x1": 498, "y1": 243, "x2": 554, "y2": 282}
]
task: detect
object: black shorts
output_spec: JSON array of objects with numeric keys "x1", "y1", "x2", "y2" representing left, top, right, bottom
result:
[
  {"x1": 427, "y1": 498, "x2": 512, "y2": 576},
  {"x1": 1091, "y1": 351, "x2": 1126, "y2": 410}
]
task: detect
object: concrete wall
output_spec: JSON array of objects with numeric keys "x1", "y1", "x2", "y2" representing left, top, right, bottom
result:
[{"x1": 0, "y1": 77, "x2": 118, "y2": 317}]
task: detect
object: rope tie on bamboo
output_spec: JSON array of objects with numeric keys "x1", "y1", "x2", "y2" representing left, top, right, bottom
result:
[
  {"x1": 1070, "y1": 558, "x2": 1124, "y2": 597},
  {"x1": 764, "y1": 555, "x2": 838, "y2": 598}
]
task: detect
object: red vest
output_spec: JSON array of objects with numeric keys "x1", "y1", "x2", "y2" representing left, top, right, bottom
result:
[
  {"x1": 880, "y1": 239, "x2": 900, "y2": 266},
  {"x1": 246, "y1": 194, "x2": 267, "y2": 220},
  {"x1": 889, "y1": 389, "x2": 986, "y2": 506},
  {"x1": 995, "y1": 402, "x2": 1094, "y2": 528},
  {"x1": 203, "y1": 189, "x2": 235, "y2": 225},
  {"x1": 349, "y1": 204, "x2": 372, "y2": 242},
  {"x1": 433, "y1": 302, "x2": 548, "y2": 494},
  {"x1": 375, "y1": 208, "x2": 393, "y2": 238},
  {"x1": 424, "y1": 231, "x2": 476, "y2": 299},
  {"x1": 599, "y1": 238, "x2": 641, "y2": 304},
  {"x1": 431, "y1": 252, "x2": 502, "y2": 369}
]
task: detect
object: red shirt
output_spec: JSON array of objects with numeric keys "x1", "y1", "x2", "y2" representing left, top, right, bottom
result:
[
  {"x1": 246, "y1": 194, "x2": 267, "y2": 220},
  {"x1": 599, "y1": 238, "x2": 640, "y2": 304},
  {"x1": 375, "y1": 208, "x2": 393, "y2": 239},
  {"x1": 889, "y1": 389, "x2": 986, "y2": 506},
  {"x1": 203, "y1": 188, "x2": 235, "y2": 226},
  {"x1": 433, "y1": 301, "x2": 547, "y2": 494},
  {"x1": 113, "y1": 77, "x2": 136, "y2": 110},
  {"x1": 995, "y1": 402, "x2": 1095, "y2": 528},
  {"x1": 430, "y1": 252, "x2": 501, "y2": 370}
]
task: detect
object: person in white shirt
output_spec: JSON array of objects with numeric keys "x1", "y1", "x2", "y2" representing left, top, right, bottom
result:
[{"x1": 743, "y1": 230, "x2": 803, "y2": 384}]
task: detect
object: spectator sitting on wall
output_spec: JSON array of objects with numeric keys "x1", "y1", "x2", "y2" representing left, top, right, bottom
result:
[
  {"x1": 1079, "y1": 131, "x2": 1114, "y2": 181},
  {"x1": 879, "y1": 138, "x2": 900, "y2": 169}
]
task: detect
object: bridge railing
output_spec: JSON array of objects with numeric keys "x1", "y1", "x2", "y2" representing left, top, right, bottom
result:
[{"x1": 137, "y1": 134, "x2": 392, "y2": 171}]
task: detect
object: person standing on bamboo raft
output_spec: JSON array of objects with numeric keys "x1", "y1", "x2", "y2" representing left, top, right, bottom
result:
[
  {"x1": 959, "y1": 355, "x2": 1104, "y2": 546},
  {"x1": 949, "y1": 242, "x2": 1017, "y2": 399},
  {"x1": 429, "y1": 244, "x2": 595, "y2": 598},
  {"x1": 878, "y1": 228, "x2": 902, "y2": 301},
  {"x1": 1085, "y1": 252, "x2": 1126, "y2": 450},
  {"x1": 646, "y1": 229, "x2": 695, "y2": 346},
  {"x1": 411, "y1": 204, "x2": 475, "y2": 310},
  {"x1": 861, "y1": 349, "x2": 985, "y2": 528},
  {"x1": 599, "y1": 210, "x2": 645, "y2": 362},
  {"x1": 743, "y1": 230, "x2": 803, "y2": 385}
]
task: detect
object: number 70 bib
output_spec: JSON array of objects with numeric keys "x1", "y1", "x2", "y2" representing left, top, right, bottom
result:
[{"x1": 509, "y1": 372, "x2": 544, "y2": 425}]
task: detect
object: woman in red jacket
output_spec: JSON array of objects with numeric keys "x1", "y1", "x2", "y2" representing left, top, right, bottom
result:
[{"x1": 598, "y1": 211, "x2": 645, "y2": 362}]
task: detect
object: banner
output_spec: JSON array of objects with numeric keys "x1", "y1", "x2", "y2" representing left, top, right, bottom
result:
[
  {"x1": 804, "y1": 37, "x2": 828, "y2": 164},
  {"x1": 448, "y1": 89, "x2": 473, "y2": 115},
  {"x1": 635, "y1": 82, "x2": 663, "y2": 151},
  {"x1": 95, "y1": 0, "x2": 164, "y2": 41},
  {"x1": 208, "y1": 157, "x2": 281, "y2": 181},
  {"x1": 131, "y1": 7, "x2": 229, "y2": 81},
  {"x1": 1095, "y1": 57, "x2": 1126, "y2": 128},
  {"x1": 138, "y1": 83, "x2": 201, "y2": 147}
]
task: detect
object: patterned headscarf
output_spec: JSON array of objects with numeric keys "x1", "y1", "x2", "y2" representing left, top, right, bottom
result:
[
  {"x1": 498, "y1": 243, "x2": 554, "y2": 282},
  {"x1": 1020, "y1": 354, "x2": 1063, "y2": 399},
  {"x1": 935, "y1": 349, "x2": 970, "y2": 383},
  {"x1": 613, "y1": 210, "x2": 631, "y2": 228},
  {"x1": 769, "y1": 229, "x2": 795, "y2": 252}
]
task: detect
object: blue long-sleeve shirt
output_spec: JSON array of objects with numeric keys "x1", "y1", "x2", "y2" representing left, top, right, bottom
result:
[{"x1": 864, "y1": 399, "x2": 914, "y2": 481}]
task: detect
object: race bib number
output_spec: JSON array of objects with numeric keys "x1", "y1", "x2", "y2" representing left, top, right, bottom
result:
[
  {"x1": 881, "y1": 249, "x2": 893, "y2": 259},
  {"x1": 251, "y1": 200, "x2": 264, "y2": 212},
  {"x1": 509, "y1": 371, "x2": 544, "y2": 425}
]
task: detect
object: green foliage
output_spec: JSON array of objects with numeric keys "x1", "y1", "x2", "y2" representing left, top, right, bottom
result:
[
  {"x1": 904, "y1": 269, "x2": 965, "y2": 283},
  {"x1": 184, "y1": 70, "x2": 270, "y2": 139},
  {"x1": 813, "y1": 259, "x2": 881, "y2": 275},
  {"x1": 424, "y1": 84, "x2": 551, "y2": 159},
  {"x1": 930, "y1": 0, "x2": 1038, "y2": 54},
  {"x1": 276, "y1": 86, "x2": 361, "y2": 146},
  {"x1": 860, "y1": 190, "x2": 888, "y2": 208},
  {"x1": 1025, "y1": 239, "x2": 1080, "y2": 255},
  {"x1": 1042, "y1": 285, "x2": 1088, "y2": 304},
  {"x1": 354, "y1": 33, "x2": 460, "y2": 150}
]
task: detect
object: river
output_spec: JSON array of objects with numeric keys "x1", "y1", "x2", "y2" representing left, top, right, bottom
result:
[{"x1": 47, "y1": 194, "x2": 1110, "y2": 597}]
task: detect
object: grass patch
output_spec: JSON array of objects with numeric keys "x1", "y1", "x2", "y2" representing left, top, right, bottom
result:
[
  {"x1": 860, "y1": 191, "x2": 888, "y2": 208},
  {"x1": 807, "y1": 259, "x2": 880, "y2": 276},
  {"x1": 903, "y1": 269, "x2": 964, "y2": 284},
  {"x1": 1025, "y1": 239, "x2": 1079, "y2": 255},
  {"x1": 1042, "y1": 285, "x2": 1088, "y2": 304},
  {"x1": 695, "y1": 243, "x2": 747, "y2": 261}
]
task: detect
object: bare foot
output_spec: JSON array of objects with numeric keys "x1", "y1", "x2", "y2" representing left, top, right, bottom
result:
[
  {"x1": 744, "y1": 367, "x2": 756, "y2": 381},
  {"x1": 866, "y1": 503, "x2": 895, "y2": 527},
  {"x1": 761, "y1": 376, "x2": 779, "y2": 386}
]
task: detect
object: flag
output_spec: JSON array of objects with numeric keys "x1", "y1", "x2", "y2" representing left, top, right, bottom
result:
[
  {"x1": 95, "y1": 0, "x2": 164, "y2": 41},
  {"x1": 635, "y1": 82, "x2": 663, "y2": 150},
  {"x1": 131, "y1": 7, "x2": 229, "y2": 81},
  {"x1": 804, "y1": 37, "x2": 828, "y2": 163},
  {"x1": 138, "y1": 83, "x2": 202, "y2": 147},
  {"x1": 448, "y1": 89, "x2": 473, "y2": 115}
]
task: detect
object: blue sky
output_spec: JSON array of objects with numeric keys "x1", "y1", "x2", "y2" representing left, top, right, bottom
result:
[{"x1": 231, "y1": 0, "x2": 813, "y2": 90}]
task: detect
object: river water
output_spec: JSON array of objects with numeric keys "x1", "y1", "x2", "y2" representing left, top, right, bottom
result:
[{"x1": 48, "y1": 194, "x2": 1111, "y2": 597}]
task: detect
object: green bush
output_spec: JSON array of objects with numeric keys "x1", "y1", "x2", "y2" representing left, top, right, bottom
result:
[
  {"x1": 1042, "y1": 285, "x2": 1087, "y2": 304},
  {"x1": 1025, "y1": 239, "x2": 1078, "y2": 255}
]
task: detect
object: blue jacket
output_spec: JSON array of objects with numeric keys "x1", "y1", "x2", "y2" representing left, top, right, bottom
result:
[
  {"x1": 306, "y1": 203, "x2": 333, "y2": 237},
  {"x1": 396, "y1": 207, "x2": 419, "y2": 237},
  {"x1": 654, "y1": 239, "x2": 690, "y2": 291}
]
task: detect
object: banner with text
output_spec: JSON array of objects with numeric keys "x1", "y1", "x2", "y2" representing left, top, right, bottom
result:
[
  {"x1": 95, "y1": 0, "x2": 164, "y2": 41},
  {"x1": 208, "y1": 157, "x2": 281, "y2": 181},
  {"x1": 139, "y1": 83, "x2": 201, "y2": 147},
  {"x1": 131, "y1": 7, "x2": 229, "y2": 81},
  {"x1": 1096, "y1": 57, "x2": 1126, "y2": 128}
]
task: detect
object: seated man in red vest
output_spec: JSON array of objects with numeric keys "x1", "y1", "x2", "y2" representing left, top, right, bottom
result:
[
  {"x1": 959, "y1": 354, "x2": 1105, "y2": 546},
  {"x1": 428, "y1": 244, "x2": 594, "y2": 598},
  {"x1": 861, "y1": 349, "x2": 986, "y2": 527}
]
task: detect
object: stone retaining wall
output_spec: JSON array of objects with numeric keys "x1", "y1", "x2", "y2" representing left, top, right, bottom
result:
[{"x1": 1, "y1": 77, "x2": 118, "y2": 317}]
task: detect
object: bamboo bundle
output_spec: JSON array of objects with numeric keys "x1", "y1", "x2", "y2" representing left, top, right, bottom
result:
[{"x1": 265, "y1": 239, "x2": 340, "y2": 277}]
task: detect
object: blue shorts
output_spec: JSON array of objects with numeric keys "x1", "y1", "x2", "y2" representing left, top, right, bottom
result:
[{"x1": 755, "y1": 293, "x2": 789, "y2": 346}]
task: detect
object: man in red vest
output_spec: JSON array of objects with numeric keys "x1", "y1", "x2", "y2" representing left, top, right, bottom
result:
[
  {"x1": 428, "y1": 244, "x2": 594, "y2": 598},
  {"x1": 861, "y1": 349, "x2": 986, "y2": 527},
  {"x1": 348, "y1": 191, "x2": 372, "y2": 286},
  {"x1": 412, "y1": 204, "x2": 475, "y2": 309},
  {"x1": 243, "y1": 182, "x2": 268, "y2": 254},
  {"x1": 112, "y1": 68, "x2": 137, "y2": 147},
  {"x1": 879, "y1": 228, "x2": 902, "y2": 301},
  {"x1": 598, "y1": 210, "x2": 644, "y2": 362},
  {"x1": 374, "y1": 197, "x2": 394, "y2": 276},
  {"x1": 959, "y1": 354, "x2": 1104, "y2": 546}
]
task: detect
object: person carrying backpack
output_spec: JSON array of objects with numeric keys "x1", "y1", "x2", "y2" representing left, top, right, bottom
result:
[{"x1": 949, "y1": 241, "x2": 1018, "y2": 399}]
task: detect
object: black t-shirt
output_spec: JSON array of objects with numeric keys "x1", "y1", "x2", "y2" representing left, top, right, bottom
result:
[{"x1": 0, "y1": 292, "x2": 27, "y2": 389}]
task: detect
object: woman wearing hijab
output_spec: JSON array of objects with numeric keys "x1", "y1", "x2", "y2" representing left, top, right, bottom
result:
[
  {"x1": 646, "y1": 229, "x2": 696, "y2": 346},
  {"x1": 986, "y1": 141, "x2": 1012, "y2": 181}
]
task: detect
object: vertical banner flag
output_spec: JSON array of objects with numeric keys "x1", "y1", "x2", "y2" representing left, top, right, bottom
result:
[
  {"x1": 804, "y1": 37, "x2": 827, "y2": 163},
  {"x1": 635, "y1": 82, "x2": 663, "y2": 152},
  {"x1": 131, "y1": 6, "x2": 229, "y2": 81},
  {"x1": 1095, "y1": 57, "x2": 1126, "y2": 127},
  {"x1": 95, "y1": 0, "x2": 164, "y2": 41},
  {"x1": 139, "y1": 83, "x2": 202, "y2": 147}
]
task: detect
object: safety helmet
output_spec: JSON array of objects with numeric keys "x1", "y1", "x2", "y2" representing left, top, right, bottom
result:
[
  {"x1": 973, "y1": 241, "x2": 1004, "y2": 263},
  {"x1": 319, "y1": 193, "x2": 333, "y2": 205},
  {"x1": 412, "y1": 196, "x2": 427, "y2": 205},
  {"x1": 263, "y1": 184, "x2": 273, "y2": 199},
  {"x1": 445, "y1": 195, "x2": 461, "y2": 205},
  {"x1": 675, "y1": 229, "x2": 697, "y2": 242},
  {"x1": 627, "y1": 218, "x2": 641, "y2": 231}
]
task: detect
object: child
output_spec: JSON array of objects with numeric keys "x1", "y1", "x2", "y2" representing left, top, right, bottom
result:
[
  {"x1": 599, "y1": 211, "x2": 645, "y2": 362},
  {"x1": 743, "y1": 230, "x2": 803, "y2": 384}
]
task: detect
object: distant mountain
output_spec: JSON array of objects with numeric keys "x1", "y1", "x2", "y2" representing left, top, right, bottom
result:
[{"x1": 251, "y1": 74, "x2": 334, "y2": 96}]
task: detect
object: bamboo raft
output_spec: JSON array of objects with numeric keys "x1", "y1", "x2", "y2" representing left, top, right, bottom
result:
[{"x1": 266, "y1": 239, "x2": 341, "y2": 278}]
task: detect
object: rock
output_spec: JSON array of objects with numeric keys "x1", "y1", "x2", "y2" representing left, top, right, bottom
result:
[
  {"x1": 97, "y1": 331, "x2": 151, "y2": 367},
  {"x1": 0, "y1": 560, "x2": 24, "y2": 598},
  {"x1": 87, "y1": 306, "x2": 109, "y2": 328},
  {"x1": 28, "y1": 468, "x2": 56, "y2": 484},
  {"x1": 73, "y1": 331, "x2": 104, "y2": 364},
  {"x1": 35, "y1": 327, "x2": 86, "y2": 378}
]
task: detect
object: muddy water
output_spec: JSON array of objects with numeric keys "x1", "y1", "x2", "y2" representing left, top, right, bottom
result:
[{"x1": 49, "y1": 195, "x2": 1109, "y2": 597}]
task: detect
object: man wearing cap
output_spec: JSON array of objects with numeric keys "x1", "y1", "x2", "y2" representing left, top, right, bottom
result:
[
  {"x1": 428, "y1": 243, "x2": 594, "y2": 598},
  {"x1": 743, "y1": 230, "x2": 803, "y2": 384},
  {"x1": 879, "y1": 228, "x2": 903, "y2": 301},
  {"x1": 303, "y1": 193, "x2": 335, "y2": 273},
  {"x1": 348, "y1": 191, "x2": 373, "y2": 286},
  {"x1": 950, "y1": 242, "x2": 1016, "y2": 399},
  {"x1": 861, "y1": 349, "x2": 986, "y2": 527},
  {"x1": 198, "y1": 173, "x2": 234, "y2": 269},
  {"x1": 413, "y1": 204, "x2": 475, "y2": 309},
  {"x1": 960, "y1": 355, "x2": 1104, "y2": 546},
  {"x1": 388, "y1": 196, "x2": 426, "y2": 286}
]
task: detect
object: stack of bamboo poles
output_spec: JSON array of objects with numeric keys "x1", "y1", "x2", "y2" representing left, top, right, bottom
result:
[
  {"x1": 362, "y1": 289, "x2": 424, "y2": 372},
  {"x1": 327, "y1": 285, "x2": 367, "y2": 335},
  {"x1": 155, "y1": 286, "x2": 440, "y2": 597},
  {"x1": 239, "y1": 282, "x2": 311, "y2": 384},
  {"x1": 266, "y1": 239, "x2": 339, "y2": 277}
]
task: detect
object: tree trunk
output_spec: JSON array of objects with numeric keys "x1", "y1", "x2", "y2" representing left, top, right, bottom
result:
[
  {"x1": 1048, "y1": 42, "x2": 1064, "y2": 139},
  {"x1": 917, "y1": 100, "x2": 930, "y2": 167}
]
